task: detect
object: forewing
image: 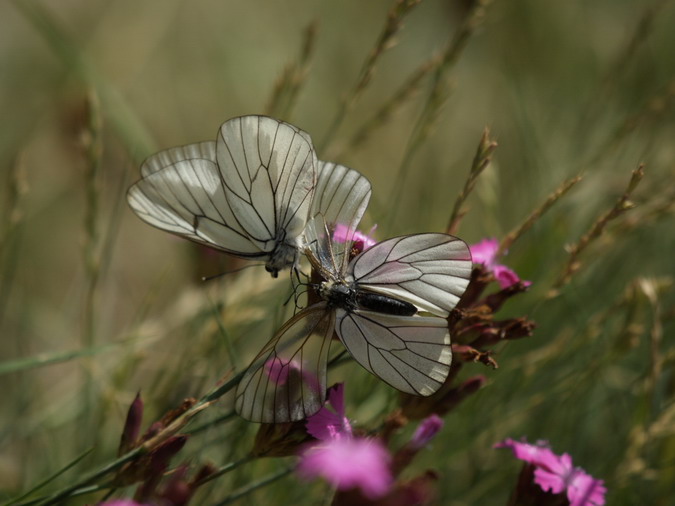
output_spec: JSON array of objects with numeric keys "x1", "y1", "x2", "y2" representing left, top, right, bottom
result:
[
  {"x1": 235, "y1": 303, "x2": 336, "y2": 423},
  {"x1": 350, "y1": 234, "x2": 472, "y2": 317},
  {"x1": 216, "y1": 115, "x2": 316, "y2": 245},
  {"x1": 335, "y1": 309, "x2": 451, "y2": 396},
  {"x1": 305, "y1": 161, "x2": 372, "y2": 277},
  {"x1": 127, "y1": 159, "x2": 265, "y2": 256},
  {"x1": 140, "y1": 141, "x2": 216, "y2": 177}
]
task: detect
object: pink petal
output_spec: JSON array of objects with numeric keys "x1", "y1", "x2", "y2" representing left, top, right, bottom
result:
[
  {"x1": 568, "y1": 470, "x2": 607, "y2": 506},
  {"x1": 494, "y1": 438, "x2": 556, "y2": 468},
  {"x1": 297, "y1": 438, "x2": 393, "y2": 499},
  {"x1": 496, "y1": 438, "x2": 606, "y2": 505},
  {"x1": 410, "y1": 414, "x2": 444, "y2": 449},
  {"x1": 534, "y1": 467, "x2": 567, "y2": 495},
  {"x1": 333, "y1": 224, "x2": 377, "y2": 249},
  {"x1": 306, "y1": 384, "x2": 351, "y2": 441},
  {"x1": 469, "y1": 238, "x2": 499, "y2": 267},
  {"x1": 327, "y1": 383, "x2": 346, "y2": 416},
  {"x1": 493, "y1": 264, "x2": 528, "y2": 289},
  {"x1": 99, "y1": 501, "x2": 148, "y2": 506}
]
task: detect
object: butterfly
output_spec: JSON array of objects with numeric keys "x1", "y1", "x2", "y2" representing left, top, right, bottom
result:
[
  {"x1": 127, "y1": 115, "x2": 369, "y2": 278},
  {"x1": 234, "y1": 222, "x2": 473, "y2": 423}
]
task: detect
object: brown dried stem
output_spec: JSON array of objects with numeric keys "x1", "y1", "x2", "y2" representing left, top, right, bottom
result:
[
  {"x1": 0, "y1": 153, "x2": 28, "y2": 327},
  {"x1": 548, "y1": 165, "x2": 645, "y2": 297},
  {"x1": 347, "y1": 55, "x2": 440, "y2": 151},
  {"x1": 578, "y1": 0, "x2": 672, "y2": 139},
  {"x1": 81, "y1": 90, "x2": 103, "y2": 432},
  {"x1": 599, "y1": 0, "x2": 672, "y2": 97},
  {"x1": 497, "y1": 175, "x2": 583, "y2": 256},
  {"x1": 387, "y1": 0, "x2": 493, "y2": 227},
  {"x1": 319, "y1": 0, "x2": 423, "y2": 151},
  {"x1": 447, "y1": 128, "x2": 497, "y2": 234},
  {"x1": 587, "y1": 80, "x2": 675, "y2": 168},
  {"x1": 265, "y1": 21, "x2": 318, "y2": 120}
]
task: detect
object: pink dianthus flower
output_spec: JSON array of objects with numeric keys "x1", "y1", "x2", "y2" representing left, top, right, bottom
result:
[
  {"x1": 495, "y1": 438, "x2": 606, "y2": 506},
  {"x1": 470, "y1": 238, "x2": 531, "y2": 289}
]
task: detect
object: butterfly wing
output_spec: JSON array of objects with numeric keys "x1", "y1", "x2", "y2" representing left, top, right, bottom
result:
[
  {"x1": 216, "y1": 116, "x2": 317, "y2": 251},
  {"x1": 304, "y1": 161, "x2": 372, "y2": 278},
  {"x1": 127, "y1": 158, "x2": 265, "y2": 256},
  {"x1": 349, "y1": 233, "x2": 472, "y2": 317},
  {"x1": 335, "y1": 309, "x2": 451, "y2": 396},
  {"x1": 235, "y1": 303, "x2": 336, "y2": 423},
  {"x1": 140, "y1": 141, "x2": 216, "y2": 177}
]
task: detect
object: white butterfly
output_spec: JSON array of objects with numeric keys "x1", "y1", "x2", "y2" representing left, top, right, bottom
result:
[
  {"x1": 127, "y1": 115, "x2": 370, "y2": 277},
  {"x1": 235, "y1": 224, "x2": 473, "y2": 423}
]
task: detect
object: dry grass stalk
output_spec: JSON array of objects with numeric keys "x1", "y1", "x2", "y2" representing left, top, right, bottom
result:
[
  {"x1": 636, "y1": 279, "x2": 664, "y2": 422},
  {"x1": 588, "y1": 80, "x2": 675, "y2": 167},
  {"x1": 0, "y1": 152, "x2": 28, "y2": 327},
  {"x1": 548, "y1": 165, "x2": 645, "y2": 297},
  {"x1": 319, "y1": 0, "x2": 422, "y2": 151},
  {"x1": 79, "y1": 90, "x2": 104, "y2": 437},
  {"x1": 447, "y1": 127, "x2": 497, "y2": 234},
  {"x1": 497, "y1": 175, "x2": 583, "y2": 256},
  {"x1": 1, "y1": 153, "x2": 27, "y2": 242},
  {"x1": 387, "y1": 0, "x2": 493, "y2": 225},
  {"x1": 620, "y1": 174, "x2": 675, "y2": 232},
  {"x1": 347, "y1": 55, "x2": 440, "y2": 151},
  {"x1": 265, "y1": 21, "x2": 318, "y2": 120},
  {"x1": 83, "y1": 91, "x2": 103, "y2": 281},
  {"x1": 616, "y1": 396, "x2": 675, "y2": 483},
  {"x1": 422, "y1": 0, "x2": 492, "y2": 122},
  {"x1": 600, "y1": 0, "x2": 672, "y2": 92}
]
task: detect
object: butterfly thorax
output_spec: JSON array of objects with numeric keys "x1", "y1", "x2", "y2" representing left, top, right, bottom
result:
[
  {"x1": 320, "y1": 280, "x2": 357, "y2": 310},
  {"x1": 265, "y1": 242, "x2": 297, "y2": 278},
  {"x1": 320, "y1": 280, "x2": 417, "y2": 316},
  {"x1": 266, "y1": 227, "x2": 304, "y2": 277}
]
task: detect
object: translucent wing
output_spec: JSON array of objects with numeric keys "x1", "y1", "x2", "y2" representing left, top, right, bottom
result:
[
  {"x1": 304, "y1": 161, "x2": 372, "y2": 278},
  {"x1": 127, "y1": 158, "x2": 265, "y2": 256},
  {"x1": 235, "y1": 303, "x2": 336, "y2": 423},
  {"x1": 140, "y1": 141, "x2": 216, "y2": 177},
  {"x1": 216, "y1": 116, "x2": 316, "y2": 247},
  {"x1": 349, "y1": 234, "x2": 472, "y2": 317},
  {"x1": 335, "y1": 309, "x2": 451, "y2": 396}
]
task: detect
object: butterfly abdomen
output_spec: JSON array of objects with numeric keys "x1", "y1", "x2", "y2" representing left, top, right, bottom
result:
[{"x1": 355, "y1": 291, "x2": 417, "y2": 316}]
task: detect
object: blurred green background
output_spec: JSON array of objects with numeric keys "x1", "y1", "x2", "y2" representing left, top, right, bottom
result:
[{"x1": 1, "y1": 0, "x2": 674, "y2": 504}]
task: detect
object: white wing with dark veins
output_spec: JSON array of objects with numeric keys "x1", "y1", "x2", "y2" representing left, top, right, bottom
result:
[
  {"x1": 127, "y1": 158, "x2": 264, "y2": 256},
  {"x1": 349, "y1": 233, "x2": 472, "y2": 317},
  {"x1": 235, "y1": 303, "x2": 335, "y2": 423},
  {"x1": 304, "y1": 161, "x2": 372, "y2": 277},
  {"x1": 215, "y1": 116, "x2": 317, "y2": 248},
  {"x1": 140, "y1": 141, "x2": 216, "y2": 177},
  {"x1": 127, "y1": 115, "x2": 320, "y2": 273},
  {"x1": 335, "y1": 309, "x2": 451, "y2": 396}
]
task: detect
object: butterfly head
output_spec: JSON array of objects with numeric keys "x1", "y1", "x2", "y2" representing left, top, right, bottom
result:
[{"x1": 266, "y1": 240, "x2": 300, "y2": 278}]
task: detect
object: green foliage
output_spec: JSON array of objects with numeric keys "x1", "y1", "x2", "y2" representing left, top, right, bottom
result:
[{"x1": 1, "y1": 0, "x2": 674, "y2": 504}]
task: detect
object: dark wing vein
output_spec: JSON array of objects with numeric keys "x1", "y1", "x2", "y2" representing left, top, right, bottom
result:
[
  {"x1": 350, "y1": 234, "x2": 472, "y2": 317},
  {"x1": 336, "y1": 309, "x2": 451, "y2": 396},
  {"x1": 235, "y1": 303, "x2": 335, "y2": 423}
]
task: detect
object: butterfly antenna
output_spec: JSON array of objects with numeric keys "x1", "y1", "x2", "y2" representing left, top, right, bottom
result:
[{"x1": 201, "y1": 262, "x2": 264, "y2": 282}]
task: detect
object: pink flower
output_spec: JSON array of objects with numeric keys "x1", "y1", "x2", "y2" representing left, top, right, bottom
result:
[
  {"x1": 333, "y1": 223, "x2": 377, "y2": 250},
  {"x1": 495, "y1": 438, "x2": 606, "y2": 506},
  {"x1": 98, "y1": 500, "x2": 149, "y2": 506},
  {"x1": 298, "y1": 383, "x2": 393, "y2": 498},
  {"x1": 409, "y1": 414, "x2": 444, "y2": 450},
  {"x1": 469, "y1": 238, "x2": 531, "y2": 289},
  {"x1": 297, "y1": 437, "x2": 393, "y2": 499},
  {"x1": 306, "y1": 384, "x2": 352, "y2": 441}
]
